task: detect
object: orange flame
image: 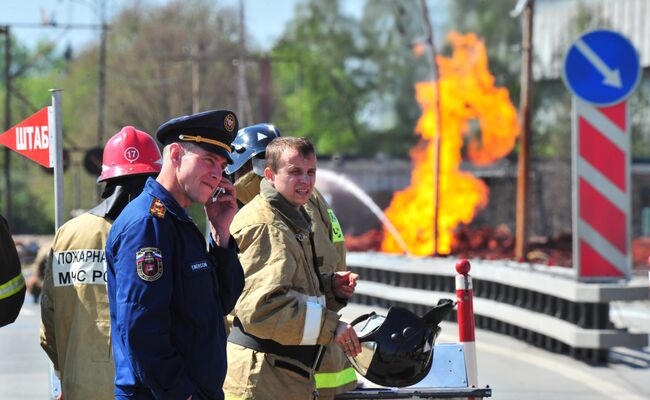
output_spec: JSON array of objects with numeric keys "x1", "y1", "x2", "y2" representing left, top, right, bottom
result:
[{"x1": 381, "y1": 32, "x2": 519, "y2": 256}]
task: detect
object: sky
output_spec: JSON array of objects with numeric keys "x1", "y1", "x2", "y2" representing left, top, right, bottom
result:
[{"x1": 2, "y1": 0, "x2": 363, "y2": 52}]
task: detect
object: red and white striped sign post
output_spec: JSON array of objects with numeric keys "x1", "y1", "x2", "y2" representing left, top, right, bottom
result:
[
  {"x1": 572, "y1": 100, "x2": 631, "y2": 280},
  {"x1": 563, "y1": 30, "x2": 640, "y2": 281}
]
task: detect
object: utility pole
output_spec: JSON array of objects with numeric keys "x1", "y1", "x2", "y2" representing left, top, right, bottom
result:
[
  {"x1": 513, "y1": 0, "x2": 535, "y2": 260},
  {"x1": 191, "y1": 44, "x2": 201, "y2": 114},
  {"x1": 418, "y1": 0, "x2": 443, "y2": 256},
  {"x1": 1, "y1": 26, "x2": 11, "y2": 224},
  {"x1": 236, "y1": 0, "x2": 251, "y2": 125},
  {"x1": 258, "y1": 57, "x2": 272, "y2": 121},
  {"x1": 97, "y1": 0, "x2": 107, "y2": 147},
  {"x1": 94, "y1": 0, "x2": 108, "y2": 202}
]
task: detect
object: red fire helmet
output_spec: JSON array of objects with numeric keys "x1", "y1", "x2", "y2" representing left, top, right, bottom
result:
[{"x1": 97, "y1": 126, "x2": 162, "y2": 183}]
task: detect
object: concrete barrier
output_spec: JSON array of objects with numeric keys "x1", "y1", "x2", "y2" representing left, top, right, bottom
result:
[{"x1": 346, "y1": 252, "x2": 649, "y2": 363}]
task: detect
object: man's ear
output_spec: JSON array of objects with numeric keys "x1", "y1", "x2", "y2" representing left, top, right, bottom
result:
[
  {"x1": 263, "y1": 167, "x2": 274, "y2": 183},
  {"x1": 169, "y1": 143, "x2": 182, "y2": 166}
]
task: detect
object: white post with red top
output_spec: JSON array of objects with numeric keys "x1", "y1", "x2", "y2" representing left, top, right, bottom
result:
[{"x1": 455, "y1": 259, "x2": 478, "y2": 388}]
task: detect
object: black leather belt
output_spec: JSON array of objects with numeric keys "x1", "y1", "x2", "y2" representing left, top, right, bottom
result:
[{"x1": 228, "y1": 318, "x2": 324, "y2": 370}]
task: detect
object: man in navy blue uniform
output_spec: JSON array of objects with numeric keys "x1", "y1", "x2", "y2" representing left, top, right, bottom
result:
[{"x1": 106, "y1": 109, "x2": 245, "y2": 400}]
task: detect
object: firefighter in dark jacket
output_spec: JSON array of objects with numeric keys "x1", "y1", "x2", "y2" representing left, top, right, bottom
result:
[
  {"x1": 40, "y1": 126, "x2": 163, "y2": 400},
  {"x1": 0, "y1": 213, "x2": 25, "y2": 327},
  {"x1": 106, "y1": 110, "x2": 245, "y2": 400}
]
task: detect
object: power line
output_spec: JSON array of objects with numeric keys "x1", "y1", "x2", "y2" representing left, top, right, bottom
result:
[{"x1": 0, "y1": 21, "x2": 107, "y2": 30}]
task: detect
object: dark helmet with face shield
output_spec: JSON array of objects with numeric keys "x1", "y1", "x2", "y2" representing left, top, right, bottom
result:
[
  {"x1": 225, "y1": 123, "x2": 281, "y2": 176},
  {"x1": 347, "y1": 298, "x2": 454, "y2": 387}
]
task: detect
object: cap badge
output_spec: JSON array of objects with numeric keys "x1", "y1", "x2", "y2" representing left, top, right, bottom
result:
[{"x1": 224, "y1": 114, "x2": 236, "y2": 133}]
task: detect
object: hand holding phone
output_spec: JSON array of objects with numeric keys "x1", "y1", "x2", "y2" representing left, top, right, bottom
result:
[
  {"x1": 211, "y1": 187, "x2": 226, "y2": 203},
  {"x1": 206, "y1": 177, "x2": 237, "y2": 247}
]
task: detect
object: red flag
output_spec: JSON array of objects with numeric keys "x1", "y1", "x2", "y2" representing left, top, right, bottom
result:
[{"x1": 0, "y1": 107, "x2": 51, "y2": 167}]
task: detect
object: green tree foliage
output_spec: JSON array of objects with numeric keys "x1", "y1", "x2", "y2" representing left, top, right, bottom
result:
[
  {"x1": 532, "y1": 79, "x2": 571, "y2": 159},
  {"x1": 269, "y1": 0, "x2": 365, "y2": 154},
  {"x1": 98, "y1": 0, "x2": 241, "y2": 224},
  {"x1": 269, "y1": 0, "x2": 429, "y2": 156},
  {"x1": 3, "y1": 0, "x2": 466, "y2": 230},
  {"x1": 1, "y1": 0, "x2": 242, "y2": 231},
  {"x1": 68, "y1": 0, "x2": 241, "y2": 140},
  {"x1": 8, "y1": 0, "x2": 647, "y2": 234},
  {"x1": 354, "y1": 0, "x2": 429, "y2": 155},
  {"x1": 629, "y1": 70, "x2": 650, "y2": 158}
]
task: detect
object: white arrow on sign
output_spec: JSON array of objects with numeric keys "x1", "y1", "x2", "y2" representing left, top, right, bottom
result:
[{"x1": 575, "y1": 39, "x2": 622, "y2": 88}]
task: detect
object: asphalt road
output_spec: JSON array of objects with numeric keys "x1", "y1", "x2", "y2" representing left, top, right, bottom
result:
[
  {"x1": 0, "y1": 300, "x2": 51, "y2": 399},
  {"x1": 1, "y1": 300, "x2": 648, "y2": 399}
]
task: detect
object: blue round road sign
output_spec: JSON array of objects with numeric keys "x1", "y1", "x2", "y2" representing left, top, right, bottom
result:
[{"x1": 563, "y1": 29, "x2": 640, "y2": 106}]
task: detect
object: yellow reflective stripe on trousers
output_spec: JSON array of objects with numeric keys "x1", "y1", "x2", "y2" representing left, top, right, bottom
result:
[
  {"x1": 314, "y1": 367, "x2": 357, "y2": 389},
  {"x1": 0, "y1": 273, "x2": 25, "y2": 300}
]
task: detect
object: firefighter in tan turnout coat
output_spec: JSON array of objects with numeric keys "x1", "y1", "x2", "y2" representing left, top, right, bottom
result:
[
  {"x1": 305, "y1": 190, "x2": 358, "y2": 397},
  {"x1": 39, "y1": 127, "x2": 162, "y2": 400},
  {"x1": 225, "y1": 124, "x2": 357, "y2": 398},
  {"x1": 224, "y1": 137, "x2": 360, "y2": 400}
]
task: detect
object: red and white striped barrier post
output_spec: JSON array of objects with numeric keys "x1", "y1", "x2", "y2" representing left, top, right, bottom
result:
[{"x1": 456, "y1": 259, "x2": 478, "y2": 388}]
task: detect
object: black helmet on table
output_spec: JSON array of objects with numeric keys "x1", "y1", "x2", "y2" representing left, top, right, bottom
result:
[
  {"x1": 225, "y1": 123, "x2": 281, "y2": 176},
  {"x1": 347, "y1": 298, "x2": 454, "y2": 388}
]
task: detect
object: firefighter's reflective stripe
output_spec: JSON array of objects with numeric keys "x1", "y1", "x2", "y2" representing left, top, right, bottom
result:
[
  {"x1": 314, "y1": 367, "x2": 357, "y2": 389},
  {"x1": 288, "y1": 290, "x2": 326, "y2": 346},
  {"x1": 289, "y1": 290, "x2": 326, "y2": 306},
  {"x1": 301, "y1": 301, "x2": 323, "y2": 345},
  {"x1": 0, "y1": 273, "x2": 25, "y2": 299},
  {"x1": 328, "y1": 209, "x2": 344, "y2": 243},
  {"x1": 52, "y1": 249, "x2": 107, "y2": 287}
]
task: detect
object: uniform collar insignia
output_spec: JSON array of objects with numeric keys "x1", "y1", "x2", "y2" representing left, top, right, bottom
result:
[{"x1": 149, "y1": 198, "x2": 166, "y2": 218}]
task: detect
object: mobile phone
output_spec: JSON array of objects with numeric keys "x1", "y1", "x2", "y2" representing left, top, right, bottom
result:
[{"x1": 211, "y1": 187, "x2": 226, "y2": 203}]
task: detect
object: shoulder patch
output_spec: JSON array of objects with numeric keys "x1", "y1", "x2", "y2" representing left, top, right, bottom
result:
[
  {"x1": 136, "y1": 247, "x2": 163, "y2": 282},
  {"x1": 328, "y1": 209, "x2": 344, "y2": 243},
  {"x1": 149, "y1": 198, "x2": 166, "y2": 218}
]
